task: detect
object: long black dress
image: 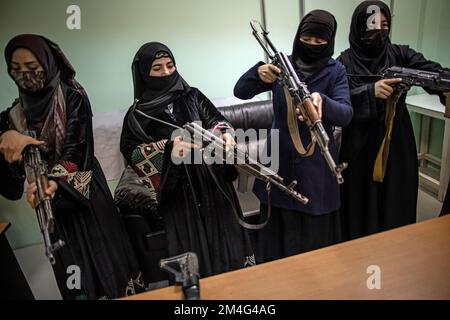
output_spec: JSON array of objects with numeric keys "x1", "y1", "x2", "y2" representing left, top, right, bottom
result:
[
  {"x1": 338, "y1": 2, "x2": 449, "y2": 240},
  {"x1": 1, "y1": 35, "x2": 143, "y2": 300}
]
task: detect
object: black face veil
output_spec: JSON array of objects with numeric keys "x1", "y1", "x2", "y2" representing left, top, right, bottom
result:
[
  {"x1": 131, "y1": 42, "x2": 191, "y2": 105},
  {"x1": 348, "y1": 1, "x2": 393, "y2": 76},
  {"x1": 128, "y1": 42, "x2": 190, "y2": 142},
  {"x1": 292, "y1": 9, "x2": 337, "y2": 79}
]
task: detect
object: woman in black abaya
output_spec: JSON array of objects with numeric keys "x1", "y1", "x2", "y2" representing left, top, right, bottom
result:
[
  {"x1": 338, "y1": 1, "x2": 450, "y2": 240},
  {"x1": 120, "y1": 42, "x2": 255, "y2": 277},
  {"x1": 0, "y1": 34, "x2": 143, "y2": 299}
]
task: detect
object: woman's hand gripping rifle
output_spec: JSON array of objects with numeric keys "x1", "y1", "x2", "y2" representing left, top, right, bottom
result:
[
  {"x1": 250, "y1": 20, "x2": 347, "y2": 184},
  {"x1": 183, "y1": 122, "x2": 309, "y2": 205},
  {"x1": 23, "y1": 130, "x2": 65, "y2": 265}
]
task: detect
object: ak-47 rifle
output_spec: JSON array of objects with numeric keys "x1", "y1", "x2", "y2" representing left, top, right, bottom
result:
[
  {"x1": 183, "y1": 122, "x2": 309, "y2": 206},
  {"x1": 133, "y1": 103, "x2": 309, "y2": 206},
  {"x1": 382, "y1": 66, "x2": 450, "y2": 118},
  {"x1": 134, "y1": 103, "x2": 309, "y2": 230},
  {"x1": 250, "y1": 20, "x2": 348, "y2": 184},
  {"x1": 9, "y1": 106, "x2": 64, "y2": 265},
  {"x1": 353, "y1": 67, "x2": 450, "y2": 182}
]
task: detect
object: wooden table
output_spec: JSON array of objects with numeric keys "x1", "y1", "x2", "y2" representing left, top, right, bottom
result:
[{"x1": 123, "y1": 215, "x2": 450, "y2": 300}]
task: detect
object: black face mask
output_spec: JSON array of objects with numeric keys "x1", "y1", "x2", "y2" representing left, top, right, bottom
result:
[
  {"x1": 143, "y1": 72, "x2": 178, "y2": 91},
  {"x1": 140, "y1": 71, "x2": 180, "y2": 100},
  {"x1": 296, "y1": 41, "x2": 330, "y2": 63},
  {"x1": 361, "y1": 29, "x2": 389, "y2": 51}
]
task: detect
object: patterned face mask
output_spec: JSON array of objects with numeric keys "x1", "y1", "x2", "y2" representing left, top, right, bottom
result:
[{"x1": 10, "y1": 70, "x2": 46, "y2": 92}]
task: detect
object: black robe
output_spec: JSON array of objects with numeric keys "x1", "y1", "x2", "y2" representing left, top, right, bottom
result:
[
  {"x1": 0, "y1": 83, "x2": 144, "y2": 300},
  {"x1": 120, "y1": 87, "x2": 255, "y2": 277},
  {"x1": 338, "y1": 45, "x2": 448, "y2": 240}
]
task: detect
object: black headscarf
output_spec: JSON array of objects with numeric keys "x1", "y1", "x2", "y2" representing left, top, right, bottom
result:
[
  {"x1": 4, "y1": 34, "x2": 84, "y2": 122},
  {"x1": 128, "y1": 42, "x2": 190, "y2": 141},
  {"x1": 132, "y1": 42, "x2": 190, "y2": 112},
  {"x1": 292, "y1": 10, "x2": 337, "y2": 79},
  {"x1": 348, "y1": 1, "x2": 392, "y2": 78}
]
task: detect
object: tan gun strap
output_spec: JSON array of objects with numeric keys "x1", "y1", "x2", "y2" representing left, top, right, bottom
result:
[
  {"x1": 284, "y1": 87, "x2": 315, "y2": 157},
  {"x1": 373, "y1": 90, "x2": 403, "y2": 182}
]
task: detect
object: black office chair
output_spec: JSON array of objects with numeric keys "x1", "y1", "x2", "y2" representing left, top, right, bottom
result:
[
  {"x1": 115, "y1": 165, "x2": 168, "y2": 287},
  {"x1": 219, "y1": 100, "x2": 273, "y2": 194},
  {"x1": 219, "y1": 100, "x2": 273, "y2": 133}
]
